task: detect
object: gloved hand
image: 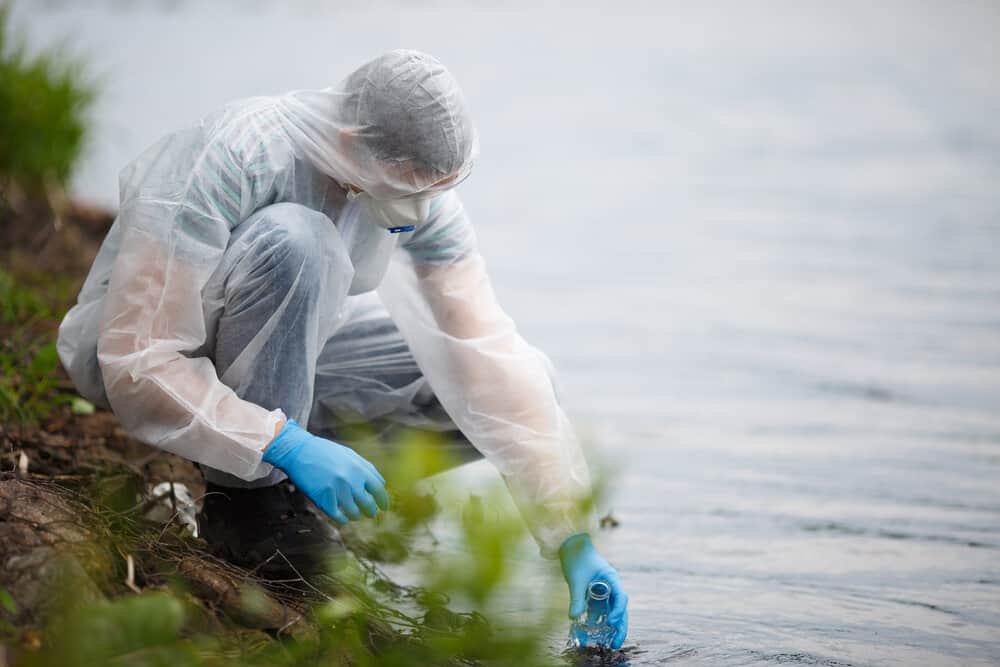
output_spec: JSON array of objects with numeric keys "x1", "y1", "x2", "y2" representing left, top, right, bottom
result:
[
  {"x1": 559, "y1": 532, "x2": 628, "y2": 649},
  {"x1": 263, "y1": 420, "x2": 390, "y2": 523}
]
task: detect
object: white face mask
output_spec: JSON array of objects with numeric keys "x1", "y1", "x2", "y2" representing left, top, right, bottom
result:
[{"x1": 355, "y1": 192, "x2": 433, "y2": 234}]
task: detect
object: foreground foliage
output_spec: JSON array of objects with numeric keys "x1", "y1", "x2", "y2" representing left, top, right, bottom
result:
[
  {"x1": 0, "y1": 263, "x2": 593, "y2": 666},
  {"x1": 2, "y1": 436, "x2": 572, "y2": 667}
]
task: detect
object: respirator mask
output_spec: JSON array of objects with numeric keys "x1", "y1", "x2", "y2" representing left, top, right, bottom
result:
[{"x1": 347, "y1": 189, "x2": 433, "y2": 234}]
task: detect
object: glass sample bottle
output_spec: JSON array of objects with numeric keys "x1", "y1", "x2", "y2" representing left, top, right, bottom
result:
[{"x1": 567, "y1": 580, "x2": 615, "y2": 648}]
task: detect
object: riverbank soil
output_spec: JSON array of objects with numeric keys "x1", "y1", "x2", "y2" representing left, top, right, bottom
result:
[{"x1": 0, "y1": 202, "x2": 325, "y2": 659}]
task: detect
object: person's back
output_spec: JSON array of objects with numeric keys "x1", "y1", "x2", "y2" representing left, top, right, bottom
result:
[{"x1": 58, "y1": 94, "x2": 402, "y2": 407}]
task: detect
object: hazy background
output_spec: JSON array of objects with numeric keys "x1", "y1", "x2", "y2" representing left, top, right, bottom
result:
[{"x1": 11, "y1": 1, "x2": 1000, "y2": 664}]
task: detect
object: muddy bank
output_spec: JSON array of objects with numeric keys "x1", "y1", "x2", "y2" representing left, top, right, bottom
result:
[{"x1": 0, "y1": 201, "x2": 322, "y2": 653}]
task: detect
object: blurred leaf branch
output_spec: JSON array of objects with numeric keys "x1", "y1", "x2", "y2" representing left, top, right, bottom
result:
[{"x1": 5, "y1": 433, "x2": 577, "y2": 666}]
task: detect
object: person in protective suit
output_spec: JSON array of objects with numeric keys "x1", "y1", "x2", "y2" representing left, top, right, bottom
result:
[{"x1": 57, "y1": 50, "x2": 628, "y2": 648}]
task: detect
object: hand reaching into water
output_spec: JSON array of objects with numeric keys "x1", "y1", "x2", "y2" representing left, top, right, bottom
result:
[{"x1": 559, "y1": 532, "x2": 629, "y2": 649}]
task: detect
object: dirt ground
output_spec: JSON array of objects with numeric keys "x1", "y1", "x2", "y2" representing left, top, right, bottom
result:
[
  {"x1": 0, "y1": 198, "x2": 208, "y2": 492},
  {"x1": 0, "y1": 200, "x2": 325, "y2": 655}
]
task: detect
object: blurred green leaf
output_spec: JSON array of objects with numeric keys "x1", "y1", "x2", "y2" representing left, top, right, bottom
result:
[
  {"x1": 14, "y1": 409, "x2": 588, "y2": 666},
  {"x1": 0, "y1": 587, "x2": 17, "y2": 614},
  {"x1": 28, "y1": 341, "x2": 59, "y2": 376},
  {"x1": 316, "y1": 596, "x2": 359, "y2": 623},
  {"x1": 30, "y1": 592, "x2": 194, "y2": 667},
  {"x1": 71, "y1": 396, "x2": 96, "y2": 415}
]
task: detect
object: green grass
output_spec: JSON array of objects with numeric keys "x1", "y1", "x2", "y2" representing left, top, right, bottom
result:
[
  {"x1": 0, "y1": 339, "x2": 69, "y2": 425},
  {"x1": 11, "y1": 439, "x2": 577, "y2": 667},
  {"x1": 0, "y1": 3, "x2": 100, "y2": 423},
  {"x1": 0, "y1": 271, "x2": 594, "y2": 663},
  {"x1": 0, "y1": 268, "x2": 76, "y2": 424},
  {"x1": 0, "y1": 269, "x2": 50, "y2": 324},
  {"x1": 0, "y1": 3, "x2": 96, "y2": 197}
]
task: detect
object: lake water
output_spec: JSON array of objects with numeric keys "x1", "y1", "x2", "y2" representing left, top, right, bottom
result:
[{"x1": 13, "y1": 1, "x2": 1000, "y2": 664}]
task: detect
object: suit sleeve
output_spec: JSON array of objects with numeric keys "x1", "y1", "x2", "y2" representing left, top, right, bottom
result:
[{"x1": 383, "y1": 191, "x2": 596, "y2": 556}]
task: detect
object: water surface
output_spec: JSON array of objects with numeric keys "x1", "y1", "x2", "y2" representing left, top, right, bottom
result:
[{"x1": 15, "y1": 1, "x2": 1000, "y2": 664}]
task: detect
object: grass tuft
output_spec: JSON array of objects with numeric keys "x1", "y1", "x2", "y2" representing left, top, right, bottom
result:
[
  {"x1": 0, "y1": 3, "x2": 96, "y2": 199},
  {"x1": 0, "y1": 269, "x2": 77, "y2": 424}
]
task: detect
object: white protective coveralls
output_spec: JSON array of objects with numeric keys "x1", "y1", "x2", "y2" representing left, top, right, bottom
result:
[{"x1": 57, "y1": 50, "x2": 593, "y2": 556}]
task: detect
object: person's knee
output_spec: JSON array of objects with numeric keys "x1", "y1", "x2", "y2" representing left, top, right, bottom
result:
[{"x1": 238, "y1": 204, "x2": 336, "y2": 282}]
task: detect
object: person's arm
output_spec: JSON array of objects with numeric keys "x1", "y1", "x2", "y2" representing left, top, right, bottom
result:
[
  {"x1": 379, "y1": 191, "x2": 595, "y2": 556},
  {"x1": 383, "y1": 191, "x2": 627, "y2": 647},
  {"x1": 98, "y1": 132, "x2": 284, "y2": 479}
]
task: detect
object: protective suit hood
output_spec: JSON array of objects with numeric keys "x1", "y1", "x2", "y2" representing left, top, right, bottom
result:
[{"x1": 275, "y1": 49, "x2": 479, "y2": 201}]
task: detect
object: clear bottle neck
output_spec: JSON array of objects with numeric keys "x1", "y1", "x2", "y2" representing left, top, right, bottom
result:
[{"x1": 588, "y1": 581, "x2": 611, "y2": 602}]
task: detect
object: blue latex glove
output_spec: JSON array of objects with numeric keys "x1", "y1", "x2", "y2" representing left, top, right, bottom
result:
[
  {"x1": 263, "y1": 420, "x2": 390, "y2": 523},
  {"x1": 559, "y1": 533, "x2": 629, "y2": 649}
]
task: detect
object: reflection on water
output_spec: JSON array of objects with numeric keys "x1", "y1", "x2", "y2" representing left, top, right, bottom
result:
[{"x1": 15, "y1": 1, "x2": 1000, "y2": 664}]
